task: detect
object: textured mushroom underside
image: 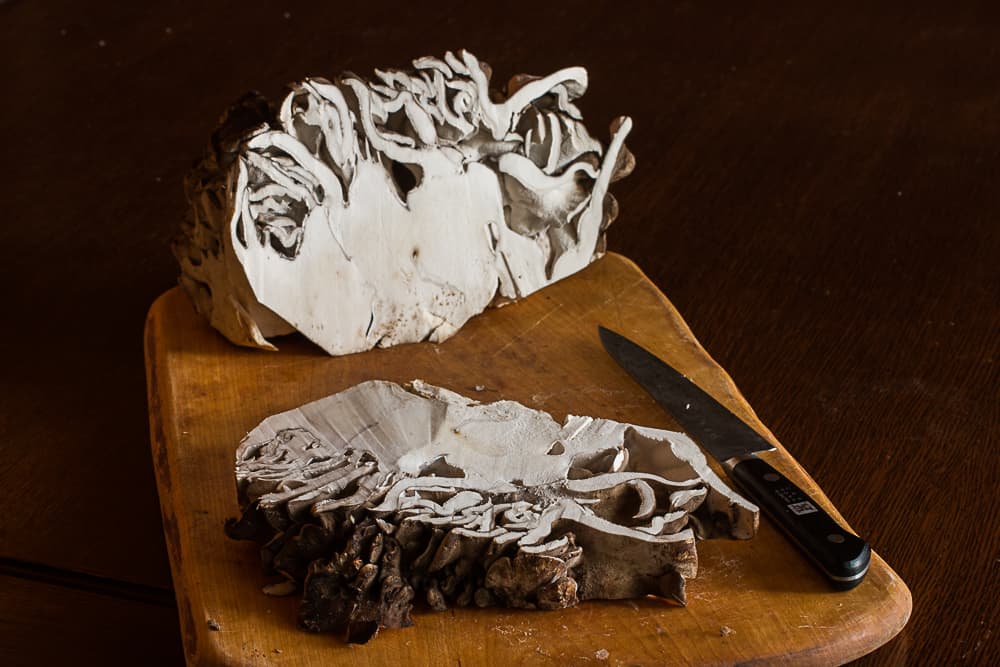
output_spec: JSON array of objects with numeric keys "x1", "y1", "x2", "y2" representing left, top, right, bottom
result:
[
  {"x1": 176, "y1": 50, "x2": 634, "y2": 355},
  {"x1": 226, "y1": 380, "x2": 758, "y2": 643}
]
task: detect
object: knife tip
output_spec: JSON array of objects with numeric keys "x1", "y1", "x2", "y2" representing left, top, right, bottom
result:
[{"x1": 597, "y1": 325, "x2": 624, "y2": 347}]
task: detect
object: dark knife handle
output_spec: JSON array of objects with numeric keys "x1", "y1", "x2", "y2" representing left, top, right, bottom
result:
[{"x1": 728, "y1": 456, "x2": 870, "y2": 590}]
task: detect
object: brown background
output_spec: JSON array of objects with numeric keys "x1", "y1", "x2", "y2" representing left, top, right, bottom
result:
[{"x1": 1, "y1": 1, "x2": 997, "y2": 664}]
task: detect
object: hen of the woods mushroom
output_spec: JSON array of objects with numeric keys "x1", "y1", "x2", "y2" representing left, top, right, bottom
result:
[
  {"x1": 175, "y1": 50, "x2": 635, "y2": 354},
  {"x1": 226, "y1": 380, "x2": 759, "y2": 643}
]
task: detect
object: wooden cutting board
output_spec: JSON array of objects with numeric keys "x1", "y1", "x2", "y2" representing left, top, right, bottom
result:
[{"x1": 145, "y1": 253, "x2": 910, "y2": 665}]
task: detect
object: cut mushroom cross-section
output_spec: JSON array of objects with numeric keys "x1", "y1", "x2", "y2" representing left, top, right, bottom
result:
[
  {"x1": 176, "y1": 51, "x2": 635, "y2": 355},
  {"x1": 226, "y1": 380, "x2": 758, "y2": 643}
]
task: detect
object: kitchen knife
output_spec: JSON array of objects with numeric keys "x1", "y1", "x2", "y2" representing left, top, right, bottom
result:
[{"x1": 598, "y1": 326, "x2": 870, "y2": 589}]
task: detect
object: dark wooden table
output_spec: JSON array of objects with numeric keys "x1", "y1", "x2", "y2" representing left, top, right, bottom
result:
[{"x1": 2, "y1": 1, "x2": 996, "y2": 664}]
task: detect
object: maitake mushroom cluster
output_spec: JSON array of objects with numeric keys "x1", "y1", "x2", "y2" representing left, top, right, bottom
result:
[
  {"x1": 176, "y1": 51, "x2": 634, "y2": 355},
  {"x1": 226, "y1": 381, "x2": 758, "y2": 643}
]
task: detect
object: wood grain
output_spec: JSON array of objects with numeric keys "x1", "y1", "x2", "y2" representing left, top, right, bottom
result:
[
  {"x1": 145, "y1": 255, "x2": 910, "y2": 665},
  {"x1": 2, "y1": 1, "x2": 997, "y2": 664}
]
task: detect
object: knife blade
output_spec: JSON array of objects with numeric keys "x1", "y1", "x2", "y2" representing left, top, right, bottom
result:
[{"x1": 598, "y1": 325, "x2": 870, "y2": 589}]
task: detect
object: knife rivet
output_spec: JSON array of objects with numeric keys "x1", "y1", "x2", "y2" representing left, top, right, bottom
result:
[
  {"x1": 763, "y1": 473, "x2": 780, "y2": 482},
  {"x1": 827, "y1": 533, "x2": 845, "y2": 544}
]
